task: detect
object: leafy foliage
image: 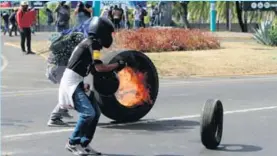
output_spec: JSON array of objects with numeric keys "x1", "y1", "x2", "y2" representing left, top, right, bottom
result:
[
  {"x1": 114, "y1": 28, "x2": 220, "y2": 52},
  {"x1": 269, "y1": 28, "x2": 277, "y2": 46},
  {"x1": 253, "y1": 20, "x2": 274, "y2": 46}
]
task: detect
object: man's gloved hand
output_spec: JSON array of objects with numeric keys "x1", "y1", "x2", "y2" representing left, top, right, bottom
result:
[
  {"x1": 91, "y1": 60, "x2": 103, "y2": 75},
  {"x1": 116, "y1": 60, "x2": 127, "y2": 71}
]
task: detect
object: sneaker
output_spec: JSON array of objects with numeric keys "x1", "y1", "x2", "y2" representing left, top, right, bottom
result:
[
  {"x1": 47, "y1": 119, "x2": 69, "y2": 127},
  {"x1": 61, "y1": 109, "x2": 74, "y2": 119},
  {"x1": 84, "y1": 145, "x2": 101, "y2": 155},
  {"x1": 66, "y1": 142, "x2": 88, "y2": 156}
]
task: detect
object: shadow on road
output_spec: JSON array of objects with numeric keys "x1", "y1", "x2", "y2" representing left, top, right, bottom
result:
[
  {"x1": 215, "y1": 144, "x2": 263, "y2": 152},
  {"x1": 99, "y1": 119, "x2": 200, "y2": 132}
]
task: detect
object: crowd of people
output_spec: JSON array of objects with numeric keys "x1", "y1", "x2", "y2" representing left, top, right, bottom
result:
[
  {"x1": 1, "y1": 1, "x2": 162, "y2": 54},
  {"x1": 100, "y1": 4, "x2": 160, "y2": 30},
  {"x1": 1, "y1": 2, "x2": 162, "y2": 34},
  {"x1": 1, "y1": 1, "x2": 36, "y2": 54},
  {"x1": 1, "y1": 7, "x2": 36, "y2": 37}
]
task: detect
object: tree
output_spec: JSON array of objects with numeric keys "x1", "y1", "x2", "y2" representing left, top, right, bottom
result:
[
  {"x1": 235, "y1": 1, "x2": 247, "y2": 32},
  {"x1": 172, "y1": 1, "x2": 190, "y2": 28},
  {"x1": 180, "y1": 1, "x2": 190, "y2": 29}
]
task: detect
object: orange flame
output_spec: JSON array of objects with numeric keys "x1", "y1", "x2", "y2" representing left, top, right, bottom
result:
[{"x1": 115, "y1": 67, "x2": 152, "y2": 107}]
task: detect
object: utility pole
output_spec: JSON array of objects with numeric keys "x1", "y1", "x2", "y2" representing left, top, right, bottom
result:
[
  {"x1": 210, "y1": 1, "x2": 216, "y2": 32},
  {"x1": 93, "y1": 1, "x2": 101, "y2": 17}
]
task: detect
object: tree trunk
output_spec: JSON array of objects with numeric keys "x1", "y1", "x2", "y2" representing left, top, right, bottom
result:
[
  {"x1": 180, "y1": 2, "x2": 190, "y2": 29},
  {"x1": 226, "y1": 1, "x2": 230, "y2": 30},
  {"x1": 243, "y1": 11, "x2": 248, "y2": 32},
  {"x1": 235, "y1": 1, "x2": 247, "y2": 32},
  {"x1": 158, "y1": 2, "x2": 173, "y2": 26}
]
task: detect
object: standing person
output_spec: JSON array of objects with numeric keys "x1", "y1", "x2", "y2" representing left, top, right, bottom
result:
[
  {"x1": 123, "y1": 6, "x2": 130, "y2": 29},
  {"x1": 133, "y1": 5, "x2": 141, "y2": 29},
  {"x1": 118, "y1": 4, "x2": 125, "y2": 28},
  {"x1": 61, "y1": 16, "x2": 127, "y2": 155},
  {"x1": 108, "y1": 6, "x2": 114, "y2": 21},
  {"x1": 153, "y1": 6, "x2": 160, "y2": 26},
  {"x1": 47, "y1": 32, "x2": 85, "y2": 127},
  {"x1": 16, "y1": 1, "x2": 36, "y2": 54},
  {"x1": 55, "y1": 1, "x2": 70, "y2": 32},
  {"x1": 1, "y1": 11, "x2": 10, "y2": 35},
  {"x1": 100, "y1": 6, "x2": 109, "y2": 18},
  {"x1": 46, "y1": 8, "x2": 54, "y2": 26},
  {"x1": 45, "y1": 8, "x2": 54, "y2": 31},
  {"x1": 149, "y1": 5, "x2": 155, "y2": 26},
  {"x1": 9, "y1": 8, "x2": 18, "y2": 37},
  {"x1": 112, "y1": 5, "x2": 123, "y2": 30},
  {"x1": 139, "y1": 5, "x2": 147, "y2": 28},
  {"x1": 74, "y1": 1, "x2": 93, "y2": 25}
]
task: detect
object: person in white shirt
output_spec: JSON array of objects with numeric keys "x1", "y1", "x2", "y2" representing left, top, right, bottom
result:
[
  {"x1": 133, "y1": 5, "x2": 141, "y2": 29},
  {"x1": 62, "y1": 17, "x2": 127, "y2": 155},
  {"x1": 100, "y1": 6, "x2": 109, "y2": 19}
]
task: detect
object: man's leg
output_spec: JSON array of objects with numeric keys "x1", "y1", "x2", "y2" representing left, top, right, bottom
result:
[
  {"x1": 81, "y1": 92, "x2": 101, "y2": 155},
  {"x1": 4, "y1": 22, "x2": 8, "y2": 35},
  {"x1": 14, "y1": 24, "x2": 18, "y2": 36},
  {"x1": 47, "y1": 65, "x2": 73, "y2": 127},
  {"x1": 19, "y1": 29, "x2": 26, "y2": 53},
  {"x1": 48, "y1": 104, "x2": 72, "y2": 127},
  {"x1": 25, "y1": 28, "x2": 32, "y2": 53},
  {"x1": 9, "y1": 23, "x2": 14, "y2": 37},
  {"x1": 66, "y1": 84, "x2": 98, "y2": 155}
]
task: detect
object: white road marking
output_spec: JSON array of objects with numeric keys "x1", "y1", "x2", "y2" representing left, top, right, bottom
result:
[
  {"x1": 1, "y1": 54, "x2": 9, "y2": 72},
  {"x1": 3, "y1": 105, "x2": 277, "y2": 140},
  {"x1": 4, "y1": 42, "x2": 20, "y2": 49}
]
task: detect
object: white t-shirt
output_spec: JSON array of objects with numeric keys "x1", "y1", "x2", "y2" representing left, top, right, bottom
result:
[{"x1": 133, "y1": 9, "x2": 141, "y2": 20}]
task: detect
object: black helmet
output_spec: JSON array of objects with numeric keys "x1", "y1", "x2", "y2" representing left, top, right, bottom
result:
[{"x1": 88, "y1": 17, "x2": 115, "y2": 48}]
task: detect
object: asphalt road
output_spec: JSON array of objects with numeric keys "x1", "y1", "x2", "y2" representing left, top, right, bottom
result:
[{"x1": 2, "y1": 36, "x2": 277, "y2": 156}]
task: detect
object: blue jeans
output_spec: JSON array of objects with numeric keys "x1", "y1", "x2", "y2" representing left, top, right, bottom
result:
[
  {"x1": 134, "y1": 20, "x2": 140, "y2": 29},
  {"x1": 3, "y1": 22, "x2": 9, "y2": 33},
  {"x1": 69, "y1": 83, "x2": 101, "y2": 147}
]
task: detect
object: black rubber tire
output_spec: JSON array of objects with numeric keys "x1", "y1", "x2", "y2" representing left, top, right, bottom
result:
[
  {"x1": 94, "y1": 50, "x2": 159, "y2": 122},
  {"x1": 200, "y1": 99, "x2": 224, "y2": 149}
]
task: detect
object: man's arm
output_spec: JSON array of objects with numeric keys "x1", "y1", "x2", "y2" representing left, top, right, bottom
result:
[
  {"x1": 74, "y1": 7, "x2": 79, "y2": 15},
  {"x1": 84, "y1": 4, "x2": 93, "y2": 13},
  {"x1": 16, "y1": 9, "x2": 23, "y2": 29},
  {"x1": 94, "y1": 63, "x2": 119, "y2": 73}
]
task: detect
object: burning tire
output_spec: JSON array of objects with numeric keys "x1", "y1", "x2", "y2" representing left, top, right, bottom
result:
[{"x1": 94, "y1": 50, "x2": 159, "y2": 122}]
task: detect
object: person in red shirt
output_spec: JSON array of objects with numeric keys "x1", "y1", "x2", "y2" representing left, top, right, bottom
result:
[{"x1": 16, "y1": 1, "x2": 36, "y2": 54}]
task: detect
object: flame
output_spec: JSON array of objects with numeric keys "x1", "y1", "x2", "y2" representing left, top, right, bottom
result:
[{"x1": 115, "y1": 67, "x2": 152, "y2": 107}]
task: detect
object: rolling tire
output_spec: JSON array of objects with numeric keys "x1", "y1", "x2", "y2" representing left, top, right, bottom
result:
[
  {"x1": 200, "y1": 99, "x2": 224, "y2": 149},
  {"x1": 94, "y1": 50, "x2": 159, "y2": 122}
]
